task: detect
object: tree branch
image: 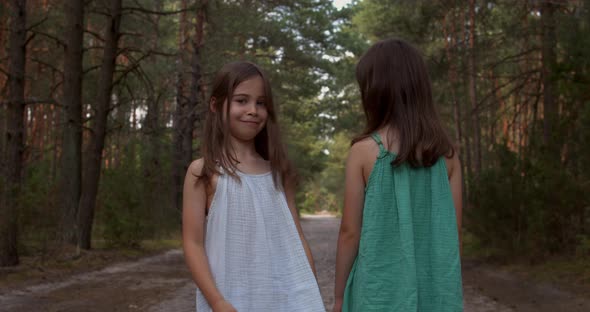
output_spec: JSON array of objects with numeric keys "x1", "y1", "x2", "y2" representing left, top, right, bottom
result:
[
  {"x1": 484, "y1": 48, "x2": 538, "y2": 71},
  {"x1": 0, "y1": 65, "x2": 8, "y2": 77},
  {"x1": 85, "y1": 29, "x2": 105, "y2": 42},
  {"x1": 30, "y1": 29, "x2": 66, "y2": 47},
  {"x1": 83, "y1": 65, "x2": 102, "y2": 75},
  {"x1": 82, "y1": 46, "x2": 107, "y2": 53},
  {"x1": 122, "y1": 0, "x2": 195, "y2": 16},
  {"x1": 30, "y1": 57, "x2": 64, "y2": 75},
  {"x1": 27, "y1": 16, "x2": 49, "y2": 31},
  {"x1": 25, "y1": 33, "x2": 37, "y2": 48},
  {"x1": 0, "y1": 98, "x2": 60, "y2": 107},
  {"x1": 118, "y1": 47, "x2": 177, "y2": 58},
  {"x1": 112, "y1": 52, "x2": 152, "y2": 86}
]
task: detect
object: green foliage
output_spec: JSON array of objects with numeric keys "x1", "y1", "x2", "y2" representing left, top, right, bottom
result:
[
  {"x1": 353, "y1": 0, "x2": 435, "y2": 43},
  {"x1": 199, "y1": 0, "x2": 349, "y2": 189},
  {"x1": 346, "y1": 0, "x2": 590, "y2": 264},
  {"x1": 298, "y1": 132, "x2": 350, "y2": 213},
  {"x1": 18, "y1": 161, "x2": 59, "y2": 255},
  {"x1": 577, "y1": 234, "x2": 590, "y2": 256},
  {"x1": 468, "y1": 141, "x2": 589, "y2": 258},
  {"x1": 300, "y1": 184, "x2": 338, "y2": 214},
  {"x1": 96, "y1": 142, "x2": 176, "y2": 248},
  {"x1": 467, "y1": 144, "x2": 525, "y2": 254},
  {"x1": 4, "y1": 0, "x2": 590, "y2": 266},
  {"x1": 97, "y1": 162, "x2": 146, "y2": 248}
]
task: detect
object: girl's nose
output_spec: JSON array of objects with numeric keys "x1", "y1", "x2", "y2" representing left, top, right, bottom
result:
[{"x1": 247, "y1": 102, "x2": 258, "y2": 115}]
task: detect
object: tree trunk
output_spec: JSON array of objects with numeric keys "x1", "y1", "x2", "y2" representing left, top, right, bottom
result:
[
  {"x1": 59, "y1": 0, "x2": 84, "y2": 244},
  {"x1": 541, "y1": 1, "x2": 559, "y2": 159},
  {"x1": 468, "y1": 0, "x2": 482, "y2": 175},
  {"x1": 0, "y1": 3, "x2": 6, "y2": 162},
  {"x1": 143, "y1": 0, "x2": 164, "y2": 231},
  {"x1": 77, "y1": 0, "x2": 122, "y2": 250},
  {"x1": 490, "y1": 70, "x2": 505, "y2": 145},
  {"x1": 51, "y1": 103, "x2": 59, "y2": 179},
  {"x1": 172, "y1": 0, "x2": 207, "y2": 212},
  {"x1": 1, "y1": 0, "x2": 26, "y2": 267},
  {"x1": 187, "y1": 0, "x2": 207, "y2": 162},
  {"x1": 172, "y1": 0, "x2": 190, "y2": 212}
]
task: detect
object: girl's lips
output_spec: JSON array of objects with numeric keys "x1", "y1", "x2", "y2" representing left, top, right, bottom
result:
[{"x1": 241, "y1": 120, "x2": 260, "y2": 125}]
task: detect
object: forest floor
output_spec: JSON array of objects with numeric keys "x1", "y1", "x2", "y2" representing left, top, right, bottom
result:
[{"x1": 0, "y1": 216, "x2": 588, "y2": 312}]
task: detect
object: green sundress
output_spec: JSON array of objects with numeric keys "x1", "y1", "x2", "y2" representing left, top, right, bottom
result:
[{"x1": 343, "y1": 133, "x2": 463, "y2": 312}]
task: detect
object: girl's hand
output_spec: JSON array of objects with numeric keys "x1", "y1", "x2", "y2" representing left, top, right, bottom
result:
[
  {"x1": 333, "y1": 298, "x2": 343, "y2": 312},
  {"x1": 211, "y1": 299, "x2": 237, "y2": 312}
]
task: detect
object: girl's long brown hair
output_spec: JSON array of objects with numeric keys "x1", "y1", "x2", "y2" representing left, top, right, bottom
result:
[
  {"x1": 199, "y1": 61, "x2": 293, "y2": 189},
  {"x1": 353, "y1": 38, "x2": 455, "y2": 167}
]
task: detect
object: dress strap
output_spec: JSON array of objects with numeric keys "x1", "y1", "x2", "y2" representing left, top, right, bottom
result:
[{"x1": 370, "y1": 133, "x2": 386, "y2": 154}]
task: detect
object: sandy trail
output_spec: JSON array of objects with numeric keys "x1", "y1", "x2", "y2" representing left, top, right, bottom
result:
[{"x1": 2, "y1": 216, "x2": 586, "y2": 311}]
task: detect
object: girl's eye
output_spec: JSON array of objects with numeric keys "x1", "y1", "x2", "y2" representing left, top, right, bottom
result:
[
  {"x1": 256, "y1": 101, "x2": 265, "y2": 106},
  {"x1": 235, "y1": 98, "x2": 247, "y2": 104}
]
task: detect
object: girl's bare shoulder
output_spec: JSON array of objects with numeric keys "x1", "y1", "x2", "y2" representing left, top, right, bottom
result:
[
  {"x1": 349, "y1": 137, "x2": 380, "y2": 165},
  {"x1": 351, "y1": 136, "x2": 379, "y2": 152},
  {"x1": 443, "y1": 152, "x2": 461, "y2": 177},
  {"x1": 187, "y1": 158, "x2": 218, "y2": 199},
  {"x1": 188, "y1": 158, "x2": 205, "y2": 176}
]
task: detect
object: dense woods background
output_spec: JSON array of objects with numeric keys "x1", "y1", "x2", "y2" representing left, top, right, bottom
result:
[{"x1": 0, "y1": 0, "x2": 588, "y2": 269}]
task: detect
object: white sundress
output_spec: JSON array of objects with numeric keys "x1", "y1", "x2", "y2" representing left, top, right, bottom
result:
[{"x1": 195, "y1": 170, "x2": 325, "y2": 312}]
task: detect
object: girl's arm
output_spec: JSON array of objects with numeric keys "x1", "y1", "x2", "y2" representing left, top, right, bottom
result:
[
  {"x1": 447, "y1": 153, "x2": 463, "y2": 252},
  {"x1": 182, "y1": 159, "x2": 235, "y2": 312},
  {"x1": 284, "y1": 179, "x2": 318, "y2": 277},
  {"x1": 333, "y1": 144, "x2": 366, "y2": 311}
]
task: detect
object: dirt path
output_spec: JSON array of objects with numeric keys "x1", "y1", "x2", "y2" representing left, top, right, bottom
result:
[
  {"x1": 462, "y1": 260, "x2": 589, "y2": 312},
  {"x1": 1, "y1": 216, "x2": 586, "y2": 311},
  {"x1": 301, "y1": 216, "x2": 513, "y2": 312},
  {"x1": 0, "y1": 249, "x2": 191, "y2": 312}
]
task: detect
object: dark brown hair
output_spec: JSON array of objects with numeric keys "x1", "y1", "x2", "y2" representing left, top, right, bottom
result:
[
  {"x1": 200, "y1": 61, "x2": 293, "y2": 188},
  {"x1": 353, "y1": 38, "x2": 455, "y2": 167}
]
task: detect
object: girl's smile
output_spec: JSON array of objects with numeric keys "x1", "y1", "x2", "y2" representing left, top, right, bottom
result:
[{"x1": 239, "y1": 119, "x2": 262, "y2": 126}]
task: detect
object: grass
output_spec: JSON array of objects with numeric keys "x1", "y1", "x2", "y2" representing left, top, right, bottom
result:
[
  {"x1": 0, "y1": 234, "x2": 182, "y2": 289},
  {"x1": 503, "y1": 256, "x2": 590, "y2": 296},
  {"x1": 462, "y1": 229, "x2": 590, "y2": 297}
]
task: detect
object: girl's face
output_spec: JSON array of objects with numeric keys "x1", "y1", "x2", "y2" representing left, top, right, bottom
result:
[{"x1": 225, "y1": 75, "x2": 268, "y2": 142}]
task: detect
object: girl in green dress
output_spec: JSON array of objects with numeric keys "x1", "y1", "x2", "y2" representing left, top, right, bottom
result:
[{"x1": 334, "y1": 38, "x2": 464, "y2": 312}]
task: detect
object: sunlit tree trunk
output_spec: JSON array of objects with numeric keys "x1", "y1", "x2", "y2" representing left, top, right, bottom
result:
[
  {"x1": 443, "y1": 10, "x2": 467, "y2": 202},
  {"x1": 456, "y1": 10, "x2": 474, "y2": 185}
]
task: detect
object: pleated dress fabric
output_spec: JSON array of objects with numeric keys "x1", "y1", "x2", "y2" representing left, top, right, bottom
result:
[
  {"x1": 343, "y1": 133, "x2": 463, "y2": 312},
  {"x1": 195, "y1": 170, "x2": 325, "y2": 312}
]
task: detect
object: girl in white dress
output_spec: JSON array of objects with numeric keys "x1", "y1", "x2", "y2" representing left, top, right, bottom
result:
[{"x1": 182, "y1": 61, "x2": 325, "y2": 312}]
